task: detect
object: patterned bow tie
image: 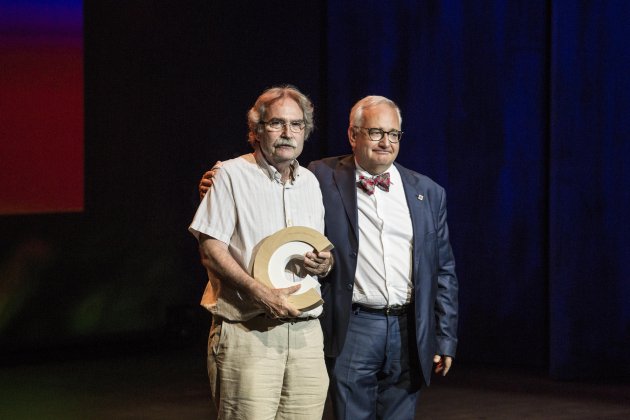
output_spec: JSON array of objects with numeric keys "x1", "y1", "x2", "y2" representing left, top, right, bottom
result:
[{"x1": 357, "y1": 172, "x2": 391, "y2": 195}]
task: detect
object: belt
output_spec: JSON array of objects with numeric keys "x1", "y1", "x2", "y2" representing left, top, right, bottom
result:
[
  {"x1": 277, "y1": 316, "x2": 317, "y2": 323},
  {"x1": 257, "y1": 314, "x2": 317, "y2": 324},
  {"x1": 352, "y1": 303, "x2": 410, "y2": 316}
]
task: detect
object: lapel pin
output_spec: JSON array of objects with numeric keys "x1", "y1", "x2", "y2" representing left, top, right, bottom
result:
[{"x1": 417, "y1": 194, "x2": 424, "y2": 201}]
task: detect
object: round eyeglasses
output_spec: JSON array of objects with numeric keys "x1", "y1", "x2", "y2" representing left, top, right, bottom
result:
[
  {"x1": 353, "y1": 126, "x2": 403, "y2": 143},
  {"x1": 261, "y1": 119, "x2": 306, "y2": 133}
]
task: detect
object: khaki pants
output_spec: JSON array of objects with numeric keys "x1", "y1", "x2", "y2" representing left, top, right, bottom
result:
[{"x1": 208, "y1": 316, "x2": 328, "y2": 420}]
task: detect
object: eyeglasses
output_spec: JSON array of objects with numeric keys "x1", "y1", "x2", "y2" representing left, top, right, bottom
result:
[
  {"x1": 353, "y1": 127, "x2": 403, "y2": 143},
  {"x1": 261, "y1": 119, "x2": 306, "y2": 133}
]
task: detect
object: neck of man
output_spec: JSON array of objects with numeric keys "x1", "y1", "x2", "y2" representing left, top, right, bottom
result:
[
  {"x1": 275, "y1": 162, "x2": 293, "y2": 183},
  {"x1": 356, "y1": 159, "x2": 393, "y2": 176},
  {"x1": 255, "y1": 145, "x2": 294, "y2": 184}
]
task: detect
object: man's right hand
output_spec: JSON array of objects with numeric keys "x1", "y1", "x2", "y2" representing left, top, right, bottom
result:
[
  {"x1": 199, "y1": 160, "x2": 223, "y2": 200},
  {"x1": 254, "y1": 283, "x2": 302, "y2": 319},
  {"x1": 199, "y1": 235, "x2": 303, "y2": 319}
]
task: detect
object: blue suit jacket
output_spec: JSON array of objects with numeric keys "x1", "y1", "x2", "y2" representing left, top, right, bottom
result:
[{"x1": 309, "y1": 155, "x2": 458, "y2": 386}]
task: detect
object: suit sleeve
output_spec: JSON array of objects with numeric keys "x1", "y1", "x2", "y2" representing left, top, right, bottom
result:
[{"x1": 435, "y1": 187, "x2": 459, "y2": 357}]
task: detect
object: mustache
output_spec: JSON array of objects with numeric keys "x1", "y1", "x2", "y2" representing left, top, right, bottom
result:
[{"x1": 274, "y1": 139, "x2": 297, "y2": 148}]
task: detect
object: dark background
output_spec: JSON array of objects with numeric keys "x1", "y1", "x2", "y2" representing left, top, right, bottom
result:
[{"x1": 1, "y1": 0, "x2": 629, "y2": 382}]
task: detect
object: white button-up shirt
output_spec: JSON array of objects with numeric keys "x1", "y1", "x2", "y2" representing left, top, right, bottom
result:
[
  {"x1": 352, "y1": 162, "x2": 414, "y2": 308},
  {"x1": 189, "y1": 151, "x2": 325, "y2": 320}
]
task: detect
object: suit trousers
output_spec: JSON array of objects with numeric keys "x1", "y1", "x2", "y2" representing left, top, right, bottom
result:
[
  {"x1": 208, "y1": 315, "x2": 328, "y2": 420},
  {"x1": 328, "y1": 307, "x2": 422, "y2": 420}
]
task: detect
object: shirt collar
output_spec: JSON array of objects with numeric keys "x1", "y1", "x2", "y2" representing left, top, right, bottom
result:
[{"x1": 354, "y1": 159, "x2": 395, "y2": 180}]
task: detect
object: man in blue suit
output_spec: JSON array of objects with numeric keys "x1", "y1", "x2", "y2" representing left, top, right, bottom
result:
[
  {"x1": 307, "y1": 95, "x2": 458, "y2": 420},
  {"x1": 199, "y1": 95, "x2": 458, "y2": 420}
]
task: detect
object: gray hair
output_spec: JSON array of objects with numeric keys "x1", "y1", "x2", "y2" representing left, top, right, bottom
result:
[
  {"x1": 247, "y1": 85, "x2": 315, "y2": 146},
  {"x1": 349, "y1": 95, "x2": 402, "y2": 129}
]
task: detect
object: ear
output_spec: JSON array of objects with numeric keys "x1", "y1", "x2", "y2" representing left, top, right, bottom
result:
[{"x1": 347, "y1": 126, "x2": 356, "y2": 149}]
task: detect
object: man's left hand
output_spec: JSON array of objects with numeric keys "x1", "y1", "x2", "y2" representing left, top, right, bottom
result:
[
  {"x1": 433, "y1": 354, "x2": 453, "y2": 376},
  {"x1": 304, "y1": 251, "x2": 333, "y2": 277}
]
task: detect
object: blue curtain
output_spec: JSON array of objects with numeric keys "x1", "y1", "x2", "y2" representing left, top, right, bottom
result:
[
  {"x1": 325, "y1": 0, "x2": 630, "y2": 379},
  {"x1": 549, "y1": 1, "x2": 630, "y2": 379}
]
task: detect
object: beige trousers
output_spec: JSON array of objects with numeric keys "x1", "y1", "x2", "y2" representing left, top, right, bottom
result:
[{"x1": 208, "y1": 316, "x2": 328, "y2": 420}]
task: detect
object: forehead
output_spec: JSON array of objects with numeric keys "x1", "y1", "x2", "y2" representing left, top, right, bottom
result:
[
  {"x1": 265, "y1": 97, "x2": 303, "y2": 119},
  {"x1": 362, "y1": 103, "x2": 400, "y2": 128}
]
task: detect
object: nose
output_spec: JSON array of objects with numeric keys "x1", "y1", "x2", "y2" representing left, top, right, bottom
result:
[
  {"x1": 377, "y1": 135, "x2": 391, "y2": 147},
  {"x1": 281, "y1": 122, "x2": 292, "y2": 136}
]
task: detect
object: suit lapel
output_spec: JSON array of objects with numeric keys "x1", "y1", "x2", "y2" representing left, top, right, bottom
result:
[
  {"x1": 333, "y1": 155, "x2": 359, "y2": 240},
  {"x1": 332, "y1": 158, "x2": 430, "y2": 252},
  {"x1": 396, "y1": 163, "x2": 429, "y2": 252}
]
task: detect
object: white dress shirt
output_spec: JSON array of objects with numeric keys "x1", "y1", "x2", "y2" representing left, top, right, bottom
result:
[
  {"x1": 353, "y1": 162, "x2": 414, "y2": 308},
  {"x1": 189, "y1": 151, "x2": 325, "y2": 320}
]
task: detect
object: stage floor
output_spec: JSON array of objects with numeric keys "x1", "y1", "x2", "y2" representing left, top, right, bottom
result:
[{"x1": 1, "y1": 342, "x2": 629, "y2": 419}]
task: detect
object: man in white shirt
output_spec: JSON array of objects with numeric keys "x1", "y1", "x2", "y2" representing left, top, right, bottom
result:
[
  {"x1": 308, "y1": 96, "x2": 458, "y2": 420},
  {"x1": 189, "y1": 85, "x2": 333, "y2": 420}
]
